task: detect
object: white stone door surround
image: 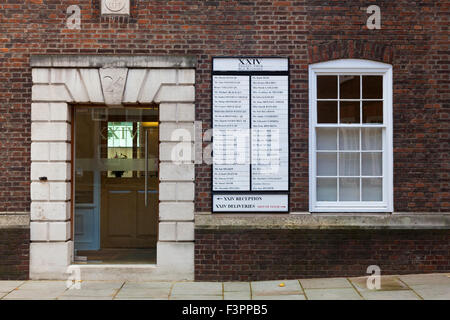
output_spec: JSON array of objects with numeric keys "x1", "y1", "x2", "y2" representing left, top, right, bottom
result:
[{"x1": 30, "y1": 55, "x2": 196, "y2": 280}]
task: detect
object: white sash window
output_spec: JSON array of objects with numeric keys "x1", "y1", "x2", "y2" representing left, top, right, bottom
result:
[{"x1": 309, "y1": 59, "x2": 393, "y2": 212}]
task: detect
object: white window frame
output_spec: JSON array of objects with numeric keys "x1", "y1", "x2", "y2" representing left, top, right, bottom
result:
[{"x1": 309, "y1": 59, "x2": 393, "y2": 213}]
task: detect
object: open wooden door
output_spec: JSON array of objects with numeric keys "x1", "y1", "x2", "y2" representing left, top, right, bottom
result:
[{"x1": 100, "y1": 118, "x2": 159, "y2": 248}]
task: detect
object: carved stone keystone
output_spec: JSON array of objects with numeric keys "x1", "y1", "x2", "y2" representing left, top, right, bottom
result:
[{"x1": 99, "y1": 68, "x2": 128, "y2": 106}]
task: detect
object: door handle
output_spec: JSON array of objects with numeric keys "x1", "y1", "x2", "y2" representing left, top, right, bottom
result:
[{"x1": 145, "y1": 129, "x2": 148, "y2": 207}]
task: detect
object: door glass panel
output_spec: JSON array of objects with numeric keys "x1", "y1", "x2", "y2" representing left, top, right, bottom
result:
[
  {"x1": 74, "y1": 106, "x2": 159, "y2": 264},
  {"x1": 75, "y1": 112, "x2": 96, "y2": 204}
]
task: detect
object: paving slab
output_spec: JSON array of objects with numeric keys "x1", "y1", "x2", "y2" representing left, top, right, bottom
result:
[
  {"x1": 114, "y1": 297, "x2": 169, "y2": 300},
  {"x1": 0, "y1": 273, "x2": 447, "y2": 300},
  {"x1": 0, "y1": 281, "x2": 24, "y2": 293},
  {"x1": 253, "y1": 294, "x2": 305, "y2": 300},
  {"x1": 58, "y1": 296, "x2": 114, "y2": 300},
  {"x1": 224, "y1": 282, "x2": 250, "y2": 292},
  {"x1": 171, "y1": 282, "x2": 222, "y2": 296},
  {"x1": 115, "y1": 288, "x2": 171, "y2": 299},
  {"x1": 121, "y1": 281, "x2": 173, "y2": 290},
  {"x1": 408, "y1": 284, "x2": 450, "y2": 300},
  {"x1": 224, "y1": 292, "x2": 251, "y2": 300},
  {"x1": 300, "y1": 277, "x2": 352, "y2": 289},
  {"x1": 398, "y1": 274, "x2": 450, "y2": 286},
  {"x1": 0, "y1": 280, "x2": 25, "y2": 299},
  {"x1": 18, "y1": 280, "x2": 69, "y2": 291},
  {"x1": 305, "y1": 288, "x2": 362, "y2": 300},
  {"x1": 73, "y1": 281, "x2": 124, "y2": 290},
  {"x1": 59, "y1": 288, "x2": 118, "y2": 297},
  {"x1": 251, "y1": 280, "x2": 302, "y2": 296},
  {"x1": 350, "y1": 276, "x2": 408, "y2": 292},
  {"x1": 3, "y1": 289, "x2": 64, "y2": 300},
  {"x1": 360, "y1": 290, "x2": 420, "y2": 300},
  {"x1": 170, "y1": 295, "x2": 223, "y2": 300}
]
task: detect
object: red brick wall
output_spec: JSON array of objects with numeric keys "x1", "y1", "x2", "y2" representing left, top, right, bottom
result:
[
  {"x1": 0, "y1": 1, "x2": 448, "y2": 215},
  {"x1": 0, "y1": 228, "x2": 29, "y2": 280},
  {"x1": 306, "y1": 0, "x2": 449, "y2": 213},
  {"x1": 195, "y1": 229, "x2": 450, "y2": 281}
]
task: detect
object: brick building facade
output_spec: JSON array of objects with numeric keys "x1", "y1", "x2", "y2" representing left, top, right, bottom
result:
[{"x1": 0, "y1": 1, "x2": 448, "y2": 280}]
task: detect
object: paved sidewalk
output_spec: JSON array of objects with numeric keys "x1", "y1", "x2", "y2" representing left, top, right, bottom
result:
[{"x1": 0, "y1": 273, "x2": 449, "y2": 300}]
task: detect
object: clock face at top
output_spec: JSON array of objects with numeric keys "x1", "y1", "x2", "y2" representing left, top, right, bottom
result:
[{"x1": 105, "y1": 0, "x2": 126, "y2": 12}]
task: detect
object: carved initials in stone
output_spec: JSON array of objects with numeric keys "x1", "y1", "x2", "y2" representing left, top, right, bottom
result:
[
  {"x1": 99, "y1": 68, "x2": 128, "y2": 106},
  {"x1": 101, "y1": 0, "x2": 130, "y2": 16},
  {"x1": 105, "y1": 0, "x2": 126, "y2": 12}
]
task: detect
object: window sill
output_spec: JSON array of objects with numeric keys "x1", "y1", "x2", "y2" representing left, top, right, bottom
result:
[{"x1": 195, "y1": 212, "x2": 450, "y2": 230}]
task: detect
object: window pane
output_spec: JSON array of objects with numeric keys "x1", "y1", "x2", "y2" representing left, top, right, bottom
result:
[
  {"x1": 317, "y1": 101, "x2": 337, "y2": 123},
  {"x1": 363, "y1": 76, "x2": 383, "y2": 99},
  {"x1": 362, "y1": 101, "x2": 383, "y2": 123},
  {"x1": 317, "y1": 178, "x2": 337, "y2": 201},
  {"x1": 317, "y1": 76, "x2": 337, "y2": 99},
  {"x1": 339, "y1": 178, "x2": 360, "y2": 201},
  {"x1": 362, "y1": 152, "x2": 382, "y2": 176},
  {"x1": 317, "y1": 152, "x2": 337, "y2": 176},
  {"x1": 339, "y1": 152, "x2": 360, "y2": 176},
  {"x1": 362, "y1": 178, "x2": 382, "y2": 201},
  {"x1": 362, "y1": 128, "x2": 382, "y2": 150},
  {"x1": 317, "y1": 128, "x2": 337, "y2": 150},
  {"x1": 340, "y1": 75, "x2": 360, "y2": 99},
  {"x1": 339, "y1": 128, "x2": 359, "y2": 150},
  {"x1": 340, "y1": 101, "x2": 360, "y2": 123}
]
